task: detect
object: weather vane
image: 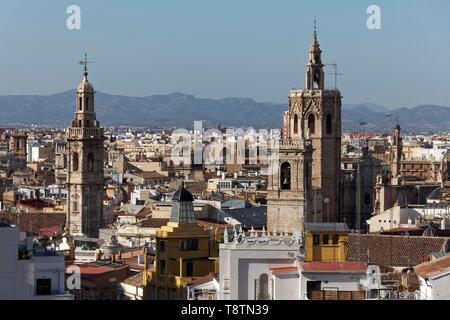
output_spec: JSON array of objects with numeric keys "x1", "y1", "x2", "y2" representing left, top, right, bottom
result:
[{"x1": 78, "y1": 53, "x2": 93, "y2": 77}]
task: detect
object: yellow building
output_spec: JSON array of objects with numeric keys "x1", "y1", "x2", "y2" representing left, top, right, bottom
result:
[
  {"x1": 304, "y1": 223, "x2": 349, "y2": 262},
  {"x1": 144, "y1": 184, "x2": 217, "y2": 300}
]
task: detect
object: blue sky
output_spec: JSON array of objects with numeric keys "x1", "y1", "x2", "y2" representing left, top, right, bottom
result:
[{"x1": 0, "y1": 0, "x2": 449, "y2": 108}]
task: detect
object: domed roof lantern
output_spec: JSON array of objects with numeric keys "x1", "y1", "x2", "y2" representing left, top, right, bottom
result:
[{"x1": 169, "y1": 181, "x2": 196, "y2": 224}]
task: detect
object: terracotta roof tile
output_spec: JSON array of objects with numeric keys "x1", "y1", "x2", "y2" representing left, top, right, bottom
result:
[
  {"x1": 347, "y1": 234, "x2": 450, "y2": 267},
  {"x1": 270, "y1": 266, "x2": 298, "y2": 274},
  {"x1": 414, "y1": 254, "x2": 450, "y2": 278},
  {"x1": 300, "y1": 262, "x2": 367, "y2": 273}
]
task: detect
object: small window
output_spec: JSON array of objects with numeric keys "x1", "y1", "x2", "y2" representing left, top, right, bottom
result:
[
  {"x1": 86, "y1": 97, "x2": 89, "y2": 111},
  {"x1": 308, "y1": 114, "x2": 315, "y2": 135},
  {"x1": 87, "y1": 153, "x2": 94, "y2": 172},
  {"x1": 322, "y1": 234, "x2": 329, "y2": 245},
  {"x1": 159, "y1": 240, "x2": 166, "y2": 253},
  {"x1": 186, "y1": 261, "x2": 193, "y2": 277},
  {"x1": 332, "y1": 234, "x2": 339, "y2": 245},
  {"x1": 293, "y1": 114, "x2": 299, "y2": 135},
  {"x1": 180, "y1": 239, "x2": 198, "y2": 251},
  {"x1": 72, "y1": 153, "x2": 79, "y2": 172},
  {"x1": 79, "y1": 97, "x2": 82, "y2": 111},
  {"x1": 326, "y1": 114, "x2": 332, "y2": 134},
  {"x1": 280, "y1": 162, "x2": 291, "y2": 190},
  {"x1": 313, "y1": 235, "x2": 320, "y2": 245},
  {"x1": 159, "y1": 260, "x2": 166, "y2": 275},
  {"x1": 36, "y1": 279, "x2": 51, "y2": 296}
]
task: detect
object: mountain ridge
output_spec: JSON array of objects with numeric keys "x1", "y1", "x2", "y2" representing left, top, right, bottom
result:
[{"x1": 0, "y1": 90, "x2": 448, "y2": 132}]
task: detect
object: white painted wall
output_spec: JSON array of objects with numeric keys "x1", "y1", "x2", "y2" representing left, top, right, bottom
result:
[
  {"x1": 300, "y1": 272, "x2": 366, "y2": 299},
  {"x1": 0, "y1": 226, "x2": 72, "y2": 300},
  {"x1": 419, "y1": 272, "x2": 450, "y2": 300},
  {"x1": 0, "y1": 227, "x2": 20, "y2": 299},
  {"x1": 219, "y1": 240, "x2": 300, "y2": 300},
  {"x1": 272, "y1": 273, "x2": 300, "y2": 300}
]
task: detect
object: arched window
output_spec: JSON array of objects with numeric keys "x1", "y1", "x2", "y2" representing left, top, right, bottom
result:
[
  {"x1": 308, "y1": 114, "x2": 315, "y2": 135},
  {"x1": 326, "y1": 114, "x2": 332, "y2": 134},
  {"x1": 293, "y1": 114, "x2": 299, "y2": 135},
  {"x1": 87, "y1": 153, "x2": 94, "y2": 172},
  {"x1": 72, "y1": 153, "x2": 79, "y2": 172},
  {"x1": 79, "y1": 97, "x2": 82, "y2": 111},
  {"x1": 85, "y1": 97, "x2": 89, "y2": 111},
  {"x1": 280, "y1": 162, "x2": 291, "y2": 190},
  {"x1": 222, "y1": 147, "x2": 227, "y2": 165},
  {"x1": 258, "y1": 273, "x2": 269, "y2": 300}
]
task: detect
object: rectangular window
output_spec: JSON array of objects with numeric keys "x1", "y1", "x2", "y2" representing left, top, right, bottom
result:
[
  {"x1": 180, "y1": 239, "x2": 199, "y2": 251},
  {"x1": 332, "y1": 234, "x2": 339, "y2": 245},
  {"x1": 159, "y1": 260, "x2": 166, "y2": 275},
  {"x1": 186, "y1": 261, "x2": 193, "y2": 277},
  {"x1": 36, "y1": 279, "x2": 51, "y2": 296},
  {"x1": 313, "y1": 235, "x2": 320, "y2": 245},
  {"x1": 159, "y1": 240, "x2": 166, "y2": 253},
  {"x1": 322, "y1": 234, "x2": 329, "y2": 245}
]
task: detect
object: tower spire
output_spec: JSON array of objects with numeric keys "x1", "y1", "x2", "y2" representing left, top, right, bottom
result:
[
  {"x1": 79, "y1": 53, "x2": 93, "y2": 79},
  {"x1": 313, "y1": 18, "x2": 317, "y2": 43},
  {"x1": 306, "y1": 19, "x2": 324, "y2": 90}
]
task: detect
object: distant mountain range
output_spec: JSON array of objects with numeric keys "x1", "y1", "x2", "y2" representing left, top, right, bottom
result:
[{"x1": 0, "y1": 90, "x2": 449, "y2": 133}]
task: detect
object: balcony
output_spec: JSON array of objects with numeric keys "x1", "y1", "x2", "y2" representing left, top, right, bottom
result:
[{"x1": 68, "y1": 127, "x2": 104, "y2": 139}]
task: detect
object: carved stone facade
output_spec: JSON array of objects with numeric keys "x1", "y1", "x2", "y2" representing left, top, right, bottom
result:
[
  {"x1": 267, "y1": 139, "x2": 312, "y2": 233},
  {"x1": 267, "y1": 28, "x2": 342, "y2": 232},
  {"x1": 66, "y1": 61, "x2": 105, "y2": 238}
]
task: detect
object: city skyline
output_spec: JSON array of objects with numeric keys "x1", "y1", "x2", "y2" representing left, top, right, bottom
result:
[{"x1": 0, "y1": 0, "x2": 449, "y2": 108}]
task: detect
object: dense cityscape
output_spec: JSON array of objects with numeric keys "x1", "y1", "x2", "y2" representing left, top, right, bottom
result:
[{"x1": 0, "y1": 2, "x2": 449, "y2": 306}]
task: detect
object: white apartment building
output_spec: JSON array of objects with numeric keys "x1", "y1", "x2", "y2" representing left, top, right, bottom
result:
[{"x1": 0, "y1": 221, "x2": 73, "y2": 300}]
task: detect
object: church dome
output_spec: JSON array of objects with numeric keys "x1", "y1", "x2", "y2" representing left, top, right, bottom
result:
[
  {"x1": 428, "y1": 187, "x2": 442, "y2": 201},
  {"x1": 172, "y1": 185, "x2": 194, "y2": 202},
  {"x1": 77, "y1": 78, "x2": 94, "y2": 93}
]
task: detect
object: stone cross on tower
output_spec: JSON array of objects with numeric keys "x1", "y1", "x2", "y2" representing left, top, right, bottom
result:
[{"x1": 79, "y1": 53, "x2": 93, "y2": 78}]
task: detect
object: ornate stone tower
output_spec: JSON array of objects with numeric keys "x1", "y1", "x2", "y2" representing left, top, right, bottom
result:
[
  {"x1": 303, "y1": 26, "x2": 341, "y2": 223},
  {"x1": 390, "y1": 124, "x2": 403, "y2": 184},
  {"x1": 266, "y1": 137, "x2": 313, "y2": 233},
  {"x1": 268, "y1": 25, "x2": 342, "y2": 228},
  {"x1": 66, "y1": 55, "x2": 105, "y2": 238}
]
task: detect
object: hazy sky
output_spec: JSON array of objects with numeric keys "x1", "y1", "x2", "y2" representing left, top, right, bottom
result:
[{"x1": 0, "y1": 0, "x2": 449, "y2": 107}]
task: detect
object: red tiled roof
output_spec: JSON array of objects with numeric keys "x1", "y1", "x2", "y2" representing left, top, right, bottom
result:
[
  {"x1": 18, "y1": 199, "x2": 53, "y2": 210},
  {"x1": 122, "y1": 272, "x2": 144, "y2": 287},
  {"x1": 73, "y1": 263, "x2": 129, "y2": 276},
  {"x1": 300, "y1": 261, "x2": 367, "y2": 273},
  {"x1": 414, "y1": 254, "x2": 450, "y2": 278},
  {"x1": 39, "y1": 225, "x2": 60, "y2": 237},
  {"x1": 347, "y1": 234, "x2": 450, "y2": 267},
  {"x1": 188, "y1": 273, "x2": 218, "y2": 287},
  {"x1": 132, "y1": 171, "x2": 167, "y2": 179},
  {"x1": 270, "y1": 266, "x2": 298, "y2": 274}
]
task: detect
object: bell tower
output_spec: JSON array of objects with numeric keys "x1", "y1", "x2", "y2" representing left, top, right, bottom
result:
[
  {"x1": 306, "y1": 22, "x2": 325, "y2": 91},
  {"x1": 390, "y1": 124, "x2": 403, "y2": 183},
  {"x1": 267, "y1": 23, "x2": 342, "y2": 230},
  {"x1": 66, "y1": 54, "x2": 105, "y2": 238}
]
